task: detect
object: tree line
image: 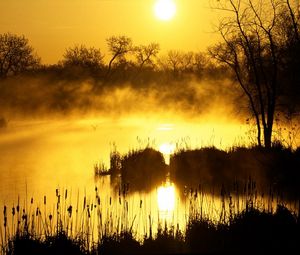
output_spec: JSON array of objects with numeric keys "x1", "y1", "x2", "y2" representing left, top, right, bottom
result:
[{"x1": 0, "y1": 33, "x2": 223, "y2": 81}]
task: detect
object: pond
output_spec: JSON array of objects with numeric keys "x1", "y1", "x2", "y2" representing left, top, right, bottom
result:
[{"x1": 0, "y1": 117, "x2": 297, "y2": 240}]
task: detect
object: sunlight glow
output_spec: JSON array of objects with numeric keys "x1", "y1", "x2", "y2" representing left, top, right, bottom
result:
[
  {"x1": 157, "y1": 182, "x2": 175, "y2": 212},
  {"x1": 159, "y1": 143, "x2": 175, "y2": 155},
  {"x1": 154, "y1": 0, "x2": 176, "y2": 21}
]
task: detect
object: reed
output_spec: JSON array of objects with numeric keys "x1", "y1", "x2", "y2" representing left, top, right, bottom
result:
[{"x1": 1, "y1": 181, "x2": 299, "y2": 254}]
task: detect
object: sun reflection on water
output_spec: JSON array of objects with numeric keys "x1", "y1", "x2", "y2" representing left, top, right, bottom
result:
[{"x1": 157, "y1": 181, "x2": 176, "y2": 219}]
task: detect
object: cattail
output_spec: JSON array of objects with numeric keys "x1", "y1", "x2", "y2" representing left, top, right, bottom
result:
[
  {"x1": 140, "y1": 200, "x2": 142, "y2": 209},
  {"x1": 65, "y1": 189, "x2": 68, "y2": 200},
  {"x1": 22, "y1": 214, "x2": 27, "y2": 222},
  {"x1": 3, "y1": 206, "x2": 7, "y2": 217},
  {"x1": 67, "y1": 206, "x2": 72, "y2": 217},
  {"x1": 44, "y1": 196, "x2": 46, "y2": 205},
  {"x1": 49, "y1": 214, "x2": 53, "y2": 221},
  {"x1": 31, "y1": 197, "x2": 33, "y2": 204},
  {"x1": 12, "y1": 207, "x2": 15, "y2": 216},
  {"x1": 3, "y1": 206, "x2": 7, "y2": 227}
]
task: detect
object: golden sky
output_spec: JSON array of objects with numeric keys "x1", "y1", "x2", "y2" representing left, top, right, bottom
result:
[{"x1": 0, "y1": 0, "x2": 220, "y2": 64}]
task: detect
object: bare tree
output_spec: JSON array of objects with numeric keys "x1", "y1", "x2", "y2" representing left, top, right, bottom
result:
[
  {"x1": 159, "y1": 50, "x2": 195, "y2": 77},
  {"x1": 194, "y1": 52, "x2": 211, "y2": 76},
  {"x1": 62, "y1": 45, "x2": 104, "y2": 70},
  {"x1": 180, "y1": 51, "x2": 194, "y2": 73},
  {"x1": 134, "y1": 42, "x2": 160, "y2": 69},
  {"x1": 106, "y1": 35, "x2": 133, "y2": 75},
  {"x1": 209, "y1": 0, "x2": 299, "y2": 148},
  {"x1": 0, "y1": 33, "x2": 40, "y2": 78},
  {"x1": 277, "y1": 1, "x2": 300, "y2": 115}
]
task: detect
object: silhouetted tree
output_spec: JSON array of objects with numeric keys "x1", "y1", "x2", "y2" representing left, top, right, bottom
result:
[
  {"x1": 193, "y1": 52, "x2": 213, "y2": 77},
  {"x1": 180, "y1": 51, "x2": 194, "y2": 73},
  {"x1": 209, "y1": 0, "x2": 300, "y2": 148},
  {"x1": 62, "y1": 45, "x2": 104, "y2": 70},
  {"x1": 159, "y1": 50, "x2": 180, "y2": 76},
  {"x1": 106, "y1": 35, "x2": 133, "y2": 76},
  {"x1": 159, "y1": 50, "x2": 193, "y2": 77},
  {"x1": 134, "y1": 42, "x2": 160, "y2": 69},
  {"x1": 0, "y1": 33, "x2": 40, "y2": 78},
  {"x1": 277, "y1": 0, "x2": 300, "y2": 115}
]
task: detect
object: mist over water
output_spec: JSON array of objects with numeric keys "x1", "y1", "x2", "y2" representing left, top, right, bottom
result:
[{"x1": 0, "y1": 115, "x2": 248, "y2": 198}]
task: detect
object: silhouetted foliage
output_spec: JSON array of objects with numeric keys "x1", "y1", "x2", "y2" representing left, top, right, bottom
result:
[
  {"x1": 228, "y1": 205, "x2": 299, "y2": 253},
  {"x1": 0, "y1": 33, "x2": 40, "y2": 78},
  {"x1": 159, "y1": 50, "x2": 194, "y2": 78},
  {"x1": 96, "y1": 231, "x2": 140, "y2": 255},
  {"x1": 210, "y1": 0, "x2": 300, "y2": 148},
  {"x1": 6, "y1": 202, "x2": 299, "y2": 254},
  {"x1": 7, "y1": 231, "x2": 86, "y2": 255},
  {"x1": 142, "y1": 224, "x2": 186, "y2": 254},
  {"x1": 170, "y1": 146, "x2": 300, "y2": 197},
  {"x1": 119, "y1": 148, "x2": 167, "y2": 192},
  {"x1": 62, "y1": 45, "x2": 104, "y2": 70},
  {"x1": 134, "y1": 42, "x2": 160, "y2": 69},
  {"x1": 106, "y1": 35, "x2": 133, "y2": 77}
]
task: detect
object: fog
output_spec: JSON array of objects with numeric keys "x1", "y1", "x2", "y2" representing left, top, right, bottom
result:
[{"x1": 0, "y1": 73, "x2": 244, "y2": 121}]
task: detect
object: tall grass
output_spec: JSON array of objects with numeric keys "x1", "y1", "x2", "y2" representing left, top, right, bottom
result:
[{"x1": 1, "y1": 180, "x2": 299, "y2": 254}]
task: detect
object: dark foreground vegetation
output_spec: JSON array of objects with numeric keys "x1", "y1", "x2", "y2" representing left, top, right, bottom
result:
[{"x1": 3, "y1": 203, "x2": 300, "y2": 255}]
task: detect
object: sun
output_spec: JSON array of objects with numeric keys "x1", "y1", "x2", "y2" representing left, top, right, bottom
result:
[{"x1": 154, "y1": 0, "x2": 176, "y2": 21}]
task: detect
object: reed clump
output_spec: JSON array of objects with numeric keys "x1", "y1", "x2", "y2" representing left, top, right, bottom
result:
[
  {"x1": 96, "y1": 147, "x2": 167, "y2": 192},
  {"x1": 170, "y1": 145, "x2": 300, "y2": 198}
]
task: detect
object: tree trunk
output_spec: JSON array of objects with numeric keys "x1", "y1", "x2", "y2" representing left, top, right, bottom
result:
[
  {"x1": 255, "y1": 115, "x2": 262, "y2": 147},
  {"x1": 263, "y1": 126, "x2": 272, "y2": 149}
]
